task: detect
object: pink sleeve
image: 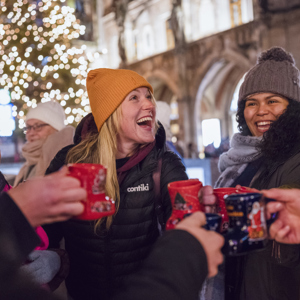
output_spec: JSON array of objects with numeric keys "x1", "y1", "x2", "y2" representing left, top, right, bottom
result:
[
  {"x1": 2, "y1": 183, "x2": 11, "y2": 192},
  {"x1": 35, "y1": 226, "x2": 49, "y2": 250}
]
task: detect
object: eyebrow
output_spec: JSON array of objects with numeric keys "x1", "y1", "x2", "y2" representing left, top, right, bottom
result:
[
  {"x1": 129, "y1": 89, "x2": 151, "y2": 95},
  {"x1": 246, "y1": 94, "x2": 284, "y2": 101}
]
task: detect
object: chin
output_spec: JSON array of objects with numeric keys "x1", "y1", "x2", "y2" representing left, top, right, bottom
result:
[{"x1": 141, "y1": 136, "x2": 155, "y2": 144}]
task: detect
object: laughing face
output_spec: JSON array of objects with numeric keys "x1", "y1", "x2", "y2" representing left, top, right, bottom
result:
[
  {"x1": 244, "y1": 93, "x2": 289, "y2": 137},
  {"x1": 117, "y1": 87, "x2": 156, "y2": 157}
]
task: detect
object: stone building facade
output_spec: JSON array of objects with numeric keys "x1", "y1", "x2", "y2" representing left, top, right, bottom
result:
[{"x1": 87, "y1": 0, "x2": 300, "y2": 157}]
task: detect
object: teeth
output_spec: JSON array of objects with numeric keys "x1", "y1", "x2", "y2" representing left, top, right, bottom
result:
[
  {"x1": 257, "y1": 121, "x2": 271, "y2": 126},
  {"x1": 137, "y1": 117, "x2": 152, "y2": 123}
]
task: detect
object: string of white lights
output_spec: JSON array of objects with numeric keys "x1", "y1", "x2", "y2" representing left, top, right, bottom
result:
[{"x1": 0, "y1": 0, "x2": 95, "y2": 129}]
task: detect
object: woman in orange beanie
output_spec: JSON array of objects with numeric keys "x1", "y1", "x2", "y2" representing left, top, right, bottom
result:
[{"x1": 43, "y1": 68, "x2": 188, "y2": 300}]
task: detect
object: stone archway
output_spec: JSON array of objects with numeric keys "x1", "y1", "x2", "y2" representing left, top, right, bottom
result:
[
  {"x1": 143, "y1": 69, "x2": 180, "y2": 101},
  {"x1": 193, "y1": 51, "x2": 251, "y2": 153}
]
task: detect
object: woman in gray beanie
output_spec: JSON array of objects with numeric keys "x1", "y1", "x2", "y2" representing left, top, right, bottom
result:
[{"x1": 202, "y1": 47, "x2": 300, "y2": 300}]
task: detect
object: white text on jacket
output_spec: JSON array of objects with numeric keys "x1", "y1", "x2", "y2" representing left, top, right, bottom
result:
[{"x1": 127, "y1": 184, "x2": 149, "y2": 192}]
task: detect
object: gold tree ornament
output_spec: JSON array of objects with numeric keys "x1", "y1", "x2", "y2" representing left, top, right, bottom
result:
[{"x1": 0, "y1": 0, "x2": 91, "y2": 129}]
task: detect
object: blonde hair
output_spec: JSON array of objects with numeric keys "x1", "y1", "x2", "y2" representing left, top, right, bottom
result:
[{"x1": 66, "y1": 89, "x2": 157, "y2": 230}]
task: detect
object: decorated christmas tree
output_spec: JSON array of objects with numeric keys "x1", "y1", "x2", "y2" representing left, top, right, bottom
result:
[
  {"x1": 174, "y1": 192, "x2": 187, "y2": 210},
  {"x1": 174, "y1": 193, "x2": 187, "y2": 205},
  {"x1": 0, "y1": 0, "x2": 90, "y2": 129}
]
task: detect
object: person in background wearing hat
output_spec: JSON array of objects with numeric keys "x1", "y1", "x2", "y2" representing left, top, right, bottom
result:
[
  {"x1": 43, "y1": 68, "x2": 188, "y2": 300},
  {"x1": 200, "y1": 47, "x2": 300, "y2": 300},
  {"x1": 14, "y1": 101, "x2": 74, "y2": 186}
]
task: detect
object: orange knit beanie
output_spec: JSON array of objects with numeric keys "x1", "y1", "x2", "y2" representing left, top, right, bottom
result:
[{"x1": 86, "y1": 68, "x2": 153, "y2": 131}]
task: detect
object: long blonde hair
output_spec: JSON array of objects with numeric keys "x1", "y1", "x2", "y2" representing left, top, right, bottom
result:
[
  {"x1": 67, "y1": 89, "x2": 158, "y2": 230},
  {"x1": 67, "y1": 106, "x2": 121, "y2": 229}
]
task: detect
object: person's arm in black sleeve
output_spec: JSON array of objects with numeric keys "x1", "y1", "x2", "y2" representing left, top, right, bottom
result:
[
  {"x1": 160, "y1": 151, "x2": 188, "y2": 221},
  {"x1": 0, "y1": 193, "x2": 59, "y2": 299},
  {"x1": 113, "y1": 230, "x2": 208, "y2": 300},
  {"x1": 0, "y1": 193, "x2": 40, "y2": 263}
]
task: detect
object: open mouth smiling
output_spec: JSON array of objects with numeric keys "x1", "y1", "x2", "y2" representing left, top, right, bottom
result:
[
  {"x1": 256, "y1": 121, "x2": 273, "y2": 126},
  {"x1": 255, "y1": 120, "x2": 273, "y2": 132},
  {"x1": 137, "y1": 116, "x2": 153, "y2": 127}
]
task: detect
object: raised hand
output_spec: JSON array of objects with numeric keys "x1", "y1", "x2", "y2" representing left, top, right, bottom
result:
[
  {"x1": 175, "y1": 212, "x2": 224, "y2": 278},
  {"x1": 8, "y1": 166, "x2": 86, "y2": 227},
  {"x1": 263, "y1": 188, "x2": 300, "y2": 244}
]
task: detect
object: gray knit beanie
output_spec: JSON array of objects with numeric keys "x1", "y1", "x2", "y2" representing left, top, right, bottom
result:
[{"x1": 238, "y1": 47, "x2": 300, "y2": 103}]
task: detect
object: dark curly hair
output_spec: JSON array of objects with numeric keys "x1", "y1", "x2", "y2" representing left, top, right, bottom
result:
[
  {"x1": 236, "y1": 98, "x2": 300, "y2": 181},
  {"x1": 236, "y1": 99, "x2": 251, "y2": 136},
  {"x1": 258, "y1": 99, "x2": 300, "y2": 166}
]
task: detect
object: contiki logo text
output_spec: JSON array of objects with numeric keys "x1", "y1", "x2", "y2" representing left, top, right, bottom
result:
[{"x1": 127, "y1": 184, "x2": 149, "y2": 192}]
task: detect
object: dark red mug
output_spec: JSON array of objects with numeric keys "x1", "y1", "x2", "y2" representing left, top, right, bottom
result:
[
  {"x1": 213, "y1": 187, "x2": 242, "y2": 233},
  {"x1": 213, "y1": 187, "x2": 256, "y2": 233},
  {"x1": 166, "y1": 179, "x2": 203, "y2": 230},
  {"x1": 68, "y1": 163, "x2": 115, "y2": 220}
]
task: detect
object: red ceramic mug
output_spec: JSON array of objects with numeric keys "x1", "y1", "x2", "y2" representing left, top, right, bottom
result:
[
  {"x1": 213, "y1": 187, "x2": 255, "y2": 232},
  {"x1": 166, "y1": 179, "x2": 203, "y2": 230},
  {"x1": 213, "y1": 187, "x2": 241, "y2": 233},
  {"x1": 238, "y1": 186, "x2": 257, "y2": 193},
  {"x1": 68, "y1": 163, "x2": 115, "y2": 220}
]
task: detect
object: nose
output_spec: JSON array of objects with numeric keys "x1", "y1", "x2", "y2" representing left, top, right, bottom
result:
[
  {"x1": 141, "y1": 96, "x2": 154, "y2": 111},
  {"x1": 26, "y1": 129, "x2": 36, "y2": 140},
  {"x1": 256, "y1": 103, "x2": 269, "y2": 116}
]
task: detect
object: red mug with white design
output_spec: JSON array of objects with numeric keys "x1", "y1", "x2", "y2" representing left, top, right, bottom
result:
[
  {"x1": 166, "y1": 179, "x2": 203, "y2": 230},
  {"x1": 67, "y1": 163, "x2": 115, "y2": 220}
]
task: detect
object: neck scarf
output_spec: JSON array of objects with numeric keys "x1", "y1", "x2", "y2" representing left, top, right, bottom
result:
[
  {"x1": 14, "y1": 138, "x2": 45, "y2": 185},
  {"x1": 215, "y1": 133, "x2": 262, "y2": 188},
  {"x1": 117, "y1": 141, "x2": 156, "y2": 185},
  {"x1": 14, "y1": 126, "x2": 74, "y2": 186}
]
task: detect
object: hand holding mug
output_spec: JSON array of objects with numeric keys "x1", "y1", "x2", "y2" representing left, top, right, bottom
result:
[
  {"x1": 264, "y1": 188, "x2": 300, "y2": 244},
  {"x1": 175, "y1": 212, "x2": 224, "y2": 278},
  {"x1": 199, "y1": 185, "x2": 216, "y2": 213},
  {"x1": 8, "y1": 167, "x2": 86, "y2": 227}
]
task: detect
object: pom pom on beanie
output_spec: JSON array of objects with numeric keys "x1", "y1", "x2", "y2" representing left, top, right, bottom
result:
[{"x1": 258, "y1": 47, "x2": 295, "y2": 64}]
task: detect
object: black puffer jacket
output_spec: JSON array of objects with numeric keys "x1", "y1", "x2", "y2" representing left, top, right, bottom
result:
[
  {"x1": 43, "y1": 120, "x2": 187, "y2": 300},
  {"x1": 226, "y1": 147, "x2": 300, "y2": 300}
]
